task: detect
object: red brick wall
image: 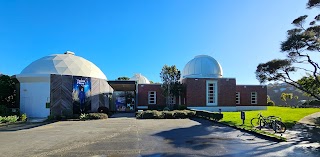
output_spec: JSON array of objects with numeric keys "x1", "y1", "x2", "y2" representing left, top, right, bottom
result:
[
  {"x1": 137, "y1": 84, "x2": 166, "y2": 107},
  {"x1": 236, "y1": 85, "x2": 267, "y2": 106},
  {"x1": 183, "y1": 78, "x2": 236, "y2": 107}
]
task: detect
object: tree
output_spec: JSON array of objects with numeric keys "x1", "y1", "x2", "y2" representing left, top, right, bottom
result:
[
  {"x1": 256, "y1": 0, "x2": 320, "y2": 100},
  {"x1": 117, "y1": 76, "x2": 130, "y2": 81},
  {"x1": 280, "y1": 93, "x2": 299, "y2": 106},
  {"x1": 0, "y1": 75, "x2": 18, "y2": 107},
  {"x1": 160, "y1": 65, "x2": 183, "y2": 108}
]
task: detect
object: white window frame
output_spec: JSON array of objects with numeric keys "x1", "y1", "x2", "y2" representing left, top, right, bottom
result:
[
  {"x1": 251, "y1": 92, "x2": 257, "y2": 104},
  {"x1": 148, "y1": 91, "x2": 156, "y2": 104},
  {"x1": 206, "y1": 80, "x2": 218, "y2": 106},
  {"x1": 168, "y1": 95, "x2": 176, "y2": 105},
  {"x1": 236, "y1": 92, "x2": 240, "y2": 104}
]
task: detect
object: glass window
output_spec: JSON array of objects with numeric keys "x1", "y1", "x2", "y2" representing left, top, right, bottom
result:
[
  {"x1": 236, "y1": 92, "x2": 240, "y2": 104},
  {"x1": 251, "y1": 92, "x2": 257, "y2": 104},
  {"x1": 148, "y1": 91, "x2": 156, "y2": 104}
]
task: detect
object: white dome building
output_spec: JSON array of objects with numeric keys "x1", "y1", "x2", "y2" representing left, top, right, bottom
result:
[
  {"x1": 182, "y1": 55, "x2": 223, "y2": 79},
  {"x1": 16, "y1": 51, "x2": 108, "y2": 118},
  {"x1": 18, "y1": 51, "x2": 107, "y2": 80},
  {"x1": 130, "y1": 73, "x2": 150, "y2": 84}
]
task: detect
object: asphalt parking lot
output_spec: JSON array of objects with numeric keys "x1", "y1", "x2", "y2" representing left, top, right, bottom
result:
[{"x1": 0, "y1": 114, "x2": 319, "y2": 157}]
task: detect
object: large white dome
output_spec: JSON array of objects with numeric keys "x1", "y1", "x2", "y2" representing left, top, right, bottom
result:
[
  {"x1": 130, "y1": 73, "x2": 150, "y2": 84},
  {"x1": 19, "y1": 52, "x2": 107, "y2": 80},
  {"x1": 182, "y1": 55, "x2": 223, "y2": 79}
]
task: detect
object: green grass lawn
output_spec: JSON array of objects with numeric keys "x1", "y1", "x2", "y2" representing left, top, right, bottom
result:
[{"x1": 221, "y1": 106, "x2": 320, "y2": 129}]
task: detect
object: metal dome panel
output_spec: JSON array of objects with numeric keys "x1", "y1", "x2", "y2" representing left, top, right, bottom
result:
[
  {"x1": 20, "y1": 53, "x2": 107, "y2": 80},
  {"x1": 182, "y1": 55, "x2": 223, "y2": 79}
]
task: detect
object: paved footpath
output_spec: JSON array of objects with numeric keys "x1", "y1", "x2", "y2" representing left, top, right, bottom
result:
[{"x1": 0, "y1": 115, "x2": 319, "y2": 157}]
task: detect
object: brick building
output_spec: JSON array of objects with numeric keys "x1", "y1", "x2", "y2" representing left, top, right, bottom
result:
[{"x1": 136, "y1": 55, "x2": 267, "y2": 112}]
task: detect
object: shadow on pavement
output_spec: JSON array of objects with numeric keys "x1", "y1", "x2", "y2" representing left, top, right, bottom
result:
[
  {"x1": 152, "y1": 118, "x2": 320, "y2": 156},
  {"x1": 292, "y1": 123, "x2": 320, "y2": 143},
  {"x1": 141, "y1": 152, "x2": 211, "y2": 157},
  {"x1": 0, "y1": 121, "x2": 56, "y2": 132}
]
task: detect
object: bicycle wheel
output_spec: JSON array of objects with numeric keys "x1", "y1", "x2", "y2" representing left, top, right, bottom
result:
[
  {"x1": 251, "y1": 118, "x2": 265, "y2": 128},
  {"x1": 272, "y1": 120, "x2": 286, "y2": 133}
]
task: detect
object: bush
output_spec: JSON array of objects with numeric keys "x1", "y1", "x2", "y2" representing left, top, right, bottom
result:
[
  {"x1": 47, "y1": 115, "x2": 55, "y2": 121},
  {"x1": 195, "y1": 110, "x2": 223, "y2": 121},
  {"x1": 177, "y1": 105, "x2": 187, "y2": 110},
  {"x1": 0, "y1": 115, "x2": 19, "y2": 123},
  {"x1": 308, "y1": 100, "x2": 320, "y2": 106},
  {"x1": 163, "y1": 107, "x2": 170, "y2": 111},
  {"x1": 98, "y1": 106, "x2": 109, "y2": 114},
  {"x1": 20, "y1": 113, "x2": 27, "y2": 122},
  {"x1": 185, "y1": 110, "x2": 196, "y2": 117},
  {"x1": 162, "y1": 111, "x2": 176, "y2": 119},
  {"x1": 138, "y1": 110, "x2": 163, "y2": 119},
  {"x1": 136, "y1": 110, "x2": 196, "y2": 119},
  {"x1": 0, "y1": 105, "x2": 9, "y2": 116},
  {"x1": 61, "y1": 108, "x2": 73, "y2": 119},
  {"x1": 174, "y1": 110, "x2": 188, "y2": 119},
  {"x1": 80, "y1": 113, "x2": 108, "y2": 120},
  {"x1": 267, "y1": 101, "x2": 275, "y2": 106}
]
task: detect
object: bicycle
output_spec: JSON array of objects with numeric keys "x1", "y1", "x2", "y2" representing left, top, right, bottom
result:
[{"x1": 251, "y1": 113, "x2": 286, "y2": 133}]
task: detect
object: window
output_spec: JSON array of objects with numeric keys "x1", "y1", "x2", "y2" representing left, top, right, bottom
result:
[
  {"x1": 148, "y1": 91, "x2": 156, "y2": 104},
  {"x1": 206, "y1": 80, "x2": 218, "y2": 106},
  {"x1": 251, "y1": 92, "x2": 257, "y2": 104},
  {"x1": 168, "y1": 96, "x2": 176, "y2": 105},
  {"x1": 236, "y1": 92, "x2": 240, "y2": 104}
]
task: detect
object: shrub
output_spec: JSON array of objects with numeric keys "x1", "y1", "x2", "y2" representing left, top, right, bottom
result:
[
  {"x1": 136, "y1": 110, "x2": 163, "y2": 119},
  {"x1": 0, "y1": 105, "x2": 9, "y2": 116},
  {"x1": 20, "y1": 113, "x2": 27, "y2": 122},
  {"x1": 162, "y1": 111, "x2": 176, "y2": 119},
  {"x1": 308, "y1": 100, "x2": 320, "y2": 106},
  {"x1": 0, "y1": 115, "x2": 19, "y2": 123},
  {"x1": 195, "y1": 110, "x2": 223, "y2": 121},
  {"x1": 174, "y1": 110, "x2": 188, "y2": 119},
  {"x1": 177, "y1": 105, "x2": 187, "y2": 110},
  {"x1": 87, "y1": 113, "x2": 108, "y2": 119},
  {"x1": 61, "y1": 108, "x2": 73, "y2": 119},
  {"x1": 267, "y1": 101, "x2": 275, "y2": 106},
  {"x1": 80, "y1": 113, "x2": 108, "y2": 120},
  {"x1": 98, "y1": 106, "x2": 109, "y2": 114},
  {"x1": 79, "y1": 113, "x2": 88, "y2": 120},
  {"x1": 163, "y1": 107, "x2": 170, "y2": 111},
  {"x1": 184, "y1": 110, "x2": 196, "y2": 118},
  {"x1": 47, "y1": 115, "x2": 55, "y2": 121}
]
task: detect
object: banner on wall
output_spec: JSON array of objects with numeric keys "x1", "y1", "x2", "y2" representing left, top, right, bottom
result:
[{"x1": 72, "y1": 76, "x2": 91, "y2": 114}]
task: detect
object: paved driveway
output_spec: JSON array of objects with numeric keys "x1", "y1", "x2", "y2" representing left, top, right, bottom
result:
[{"x1": 0, "y1": 115, "x2": 319, "y2": 157}]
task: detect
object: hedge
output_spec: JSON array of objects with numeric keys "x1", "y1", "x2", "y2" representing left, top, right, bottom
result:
[
  {"x1": 136, "y1": 110, "x2": 195, "y2": 119},
  {"x1": 194, "y1": 110, "x2": 223, "y2": 121}
]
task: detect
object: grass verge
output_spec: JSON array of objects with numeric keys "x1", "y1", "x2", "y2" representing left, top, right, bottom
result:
[{"x1": 220, "y1": 106, "x2": 320, "y2": 141}]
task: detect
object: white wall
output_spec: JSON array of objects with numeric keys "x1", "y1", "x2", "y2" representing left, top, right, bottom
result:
[{"x1": 20, "y1": 82, "x2": 50, "y2": 118}]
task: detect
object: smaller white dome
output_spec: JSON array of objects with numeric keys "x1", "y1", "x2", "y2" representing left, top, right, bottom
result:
[
  {"x1": 182, "y1": 55, "x2": 223, "y2": 79},
  {"x1": 130, "y1": 73, "x2": 150, "y2": 84}
]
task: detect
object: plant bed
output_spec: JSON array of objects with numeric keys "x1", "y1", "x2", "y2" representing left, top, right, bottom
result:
[
  {"x1": 136, "y1": 110, "x2": 196, "y2": 119},
  {"x1": 46, "y1": 113, "x2": 109, "y2": 121},
  {"x1": 79, "y1": 113, "x2": 108, "y2": 120}
]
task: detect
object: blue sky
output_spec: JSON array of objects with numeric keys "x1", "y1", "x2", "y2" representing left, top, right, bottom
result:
[{"x1": 0, "y1": 0, "x2": 318, "y2": 84}]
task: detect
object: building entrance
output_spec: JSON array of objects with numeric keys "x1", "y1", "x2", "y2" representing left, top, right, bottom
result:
[{"x1": 108, "y1": 80, "x2": 137, "y2": 112}]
